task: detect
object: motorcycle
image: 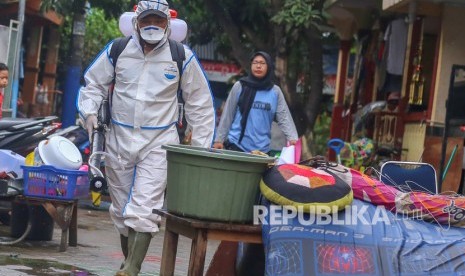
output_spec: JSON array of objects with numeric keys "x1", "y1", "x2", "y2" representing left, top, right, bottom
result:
[
  {"x1": 0, "y1": 117, "x2": 97, "y2": 248},
  {"x1": 0, "y1": 116, "x2": 92, "y2": 221},
  {"x1": 0, "y1": 116, "x2": 61, "y2": 156}
]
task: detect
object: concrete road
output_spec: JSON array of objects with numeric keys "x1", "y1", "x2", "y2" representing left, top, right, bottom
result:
[{"x1": 0, "y1": 200, "x2": 219, "y2": 276}]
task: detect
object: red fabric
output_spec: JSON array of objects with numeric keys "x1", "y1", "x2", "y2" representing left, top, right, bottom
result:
[
  {"x1": 377, "y1": 41, "x2": 385, "y2": 62},
  {"x1": 279, "y1": 164, "x2": 334, "y2": 181},
  {"x1": 294, "y1": 138, "x2": 302, "y2": 163},
  {"x1": 0, "y1": 91, "x2": 3, "y2": 119}
]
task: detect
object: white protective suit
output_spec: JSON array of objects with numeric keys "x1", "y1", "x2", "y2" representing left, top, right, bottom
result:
[{"x1": 77, "y1": 32, "x2": 216, "y2": 235}]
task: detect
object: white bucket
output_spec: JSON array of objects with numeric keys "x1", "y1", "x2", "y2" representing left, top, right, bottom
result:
[{"x1": 37, "y1": 136, "x2": 83, "y2": 170}]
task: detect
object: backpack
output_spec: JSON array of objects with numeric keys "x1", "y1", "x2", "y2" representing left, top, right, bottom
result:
[{"x1": 109, "y1": 37, "x2": 188, "y2": 139}]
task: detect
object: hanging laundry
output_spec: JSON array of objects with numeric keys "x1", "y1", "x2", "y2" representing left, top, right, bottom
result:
[{"x1": 384, "y1": 18, "x2": 408, "y2": 76}]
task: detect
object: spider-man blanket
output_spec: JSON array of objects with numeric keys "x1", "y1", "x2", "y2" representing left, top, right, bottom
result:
[{"x1": 262, "y1": 198, "x2": 465, "y2": 276}]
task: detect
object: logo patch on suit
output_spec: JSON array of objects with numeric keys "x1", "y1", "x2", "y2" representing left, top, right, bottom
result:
[{"x1": 164, "y1": 65, "x2": 178, "y2": 80}]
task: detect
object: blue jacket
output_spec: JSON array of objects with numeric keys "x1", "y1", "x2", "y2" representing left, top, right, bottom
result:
[{"x1": 215, "y1": 81, "x2": 298, "y2": 153}]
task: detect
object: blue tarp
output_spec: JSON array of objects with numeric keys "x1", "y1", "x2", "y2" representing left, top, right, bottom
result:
[{"x1": 262, "y1": 198, "x2": 465, "y2": 276}]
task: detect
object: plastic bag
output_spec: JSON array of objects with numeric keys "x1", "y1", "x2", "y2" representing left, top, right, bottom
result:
[{"x1": 277, "y1": 145, "x2": 295, "y2": 165}]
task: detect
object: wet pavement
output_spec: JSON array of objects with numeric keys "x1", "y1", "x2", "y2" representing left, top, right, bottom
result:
[{"x1": 0, "y1": 199, "x2": 220, "y2": 276}]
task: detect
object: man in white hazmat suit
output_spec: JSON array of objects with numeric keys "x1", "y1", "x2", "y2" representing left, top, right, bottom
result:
[{"x1": 77, "y1": 0, "x2": 215, "y2": 275}]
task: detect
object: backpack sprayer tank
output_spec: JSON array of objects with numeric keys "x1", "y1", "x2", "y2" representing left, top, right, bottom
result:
[{"x1": 89, "y1": 100, "x2": 110, "y2": 193}]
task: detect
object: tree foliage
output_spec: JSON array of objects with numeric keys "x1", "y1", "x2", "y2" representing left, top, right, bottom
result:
[
  {"x1": 42, "y1": 0, "x2": 331, "y2": 155},
  {"x1": 41, "y1": 0, "x2": 136, "y2": 18},
  {"x1": 88, "y1": 0, "x2": 136, "y2": 18},
  {"x1": 40, "y1": 0, "x2": 73, "y2": 14},
  {"x1": 272, "y1": 0, "x2": 323, "y2": 31},
  {"x1": 42, "y1": 0, "x2": 131, "y2": 85},
  {"x1": 173, "y1": 0, "x2": 327, "y2": 144},
  {"x1": 83, "y1": 9, "x2": 121, "y2": 68}
]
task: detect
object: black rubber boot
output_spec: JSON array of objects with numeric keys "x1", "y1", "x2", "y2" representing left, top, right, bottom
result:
[{"x1": 235, "y1": 243, "x2": 265, "y2": 276}]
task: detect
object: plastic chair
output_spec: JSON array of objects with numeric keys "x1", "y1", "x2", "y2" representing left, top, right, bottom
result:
[{"x1": 380, "y1": 161, "x2": 438, "y2": 194}]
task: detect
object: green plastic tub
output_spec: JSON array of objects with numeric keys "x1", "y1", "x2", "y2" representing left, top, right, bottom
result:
[{"x1": 162, "y1": 144, "x2": 275, "y2": 222}]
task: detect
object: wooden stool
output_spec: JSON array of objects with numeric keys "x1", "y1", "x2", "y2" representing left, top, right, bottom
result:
[
  {"x1": 153, "y1": 209, "x2": 262, "y2": 276},
  {"x1": 16, "y1": 196, "x2": 78, "y2": 252}
]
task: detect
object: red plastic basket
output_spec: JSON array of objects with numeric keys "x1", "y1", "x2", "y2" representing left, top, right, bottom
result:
[{"x1": 21, "y1": 165, "x2": 89, "y2": 200}]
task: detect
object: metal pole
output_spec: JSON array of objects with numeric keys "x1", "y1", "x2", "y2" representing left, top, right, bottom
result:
[
  {"x1": 11, "y1": 0, "x2": 25, "y2": 118},
  {"x1": 442, "y1": 144, "x2": 458, "y2": 182},
  {"x1": 62, "y1": 0, "x2": 87, "y2": 127}
]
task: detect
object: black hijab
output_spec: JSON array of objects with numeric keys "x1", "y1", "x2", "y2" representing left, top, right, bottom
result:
[{"x1": 237, "y1": 51, "x2": 275, "y2": 143}]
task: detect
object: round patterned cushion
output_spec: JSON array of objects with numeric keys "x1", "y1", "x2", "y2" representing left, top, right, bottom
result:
[{"x1": 260, "y1": 164, "x2": 353, "y2": 213}]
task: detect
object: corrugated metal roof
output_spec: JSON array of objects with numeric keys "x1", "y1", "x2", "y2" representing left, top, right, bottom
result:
[{"x1": 191, "y1": 41, "x2": 228, "y2": 61}]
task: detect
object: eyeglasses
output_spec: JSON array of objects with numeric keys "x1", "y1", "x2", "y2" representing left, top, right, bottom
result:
[{"x1": 252, "y1": 61, "x2": 267, "y2": 66}]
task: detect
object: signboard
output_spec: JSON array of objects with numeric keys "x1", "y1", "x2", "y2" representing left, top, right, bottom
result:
[
  {"x1": 72, "y1": 21, "x2": 85, "y2": 36},
  {"x1": 383, "y1": 0, "x2": 402, "y2": 9},
  {"x1": 200, "y1": 60, "x2": 241, "y2": 83},
  {"x1": 323, "y1": 74, "x2": 353, "y2": 95}
]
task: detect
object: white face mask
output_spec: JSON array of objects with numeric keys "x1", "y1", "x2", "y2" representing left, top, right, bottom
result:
[{"x1": 139, "y1": 25, "x2": 165, "y2": 44}]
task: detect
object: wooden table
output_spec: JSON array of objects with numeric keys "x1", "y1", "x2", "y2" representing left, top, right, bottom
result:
[
  {"x1": 153, "y1": 209, "x2": 262, "y2": 276},
  {"x1": 16, "y1": 196, "x2": 78, "y2": 252}
]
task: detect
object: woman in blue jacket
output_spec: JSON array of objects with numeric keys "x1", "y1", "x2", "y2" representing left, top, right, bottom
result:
[
  {"x1": 213, "y1": 51, "x2": 298, "y2": 275},
  {"x1": 213, "y1": 51, "x2": 298, "y2": 153}
]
